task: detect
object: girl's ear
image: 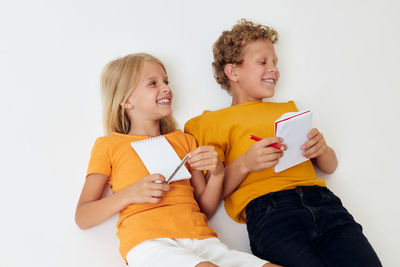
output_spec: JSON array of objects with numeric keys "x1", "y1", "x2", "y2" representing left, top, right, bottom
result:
[
  {"x1": 224, "y1": 64, "x2": 239, "y2": 82},
  {"x1": 121, "y1": 97, "x2": 134, "y2": 110}
]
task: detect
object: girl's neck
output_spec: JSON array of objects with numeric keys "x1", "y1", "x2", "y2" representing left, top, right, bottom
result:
[{"x1": 128, "y1": 120, "x2": 161, "y2": 137}]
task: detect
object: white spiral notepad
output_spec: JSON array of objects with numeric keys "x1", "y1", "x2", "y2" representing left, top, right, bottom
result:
[
  {"x1": 130, "y1": 136, "x2": 192, "y2": 183},
  {"x1": 274, "y1": 110, "x2": 312, "y2": 173}
]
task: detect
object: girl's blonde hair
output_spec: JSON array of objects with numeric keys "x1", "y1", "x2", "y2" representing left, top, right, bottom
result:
[{"x1": 100, "y1": 53, "x2": 177, "y2": 135}]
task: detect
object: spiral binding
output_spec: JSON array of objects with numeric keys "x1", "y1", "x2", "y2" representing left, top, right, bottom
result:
[{"x1": 131, "y1": 135, "x2": 165, "y2": 144}]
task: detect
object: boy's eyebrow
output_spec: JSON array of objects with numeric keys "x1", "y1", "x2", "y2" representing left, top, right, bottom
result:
[{"x1": 255, "y1": 55, "x2": 279, "y2": 62}]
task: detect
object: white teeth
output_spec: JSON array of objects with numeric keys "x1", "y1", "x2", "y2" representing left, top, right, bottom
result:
[
  {"x1": 157, "y1": 99, "x2": 170, "y2": 104},
  {"x1": 263, "y1": 79, "x2": 274, "y2": 83}
]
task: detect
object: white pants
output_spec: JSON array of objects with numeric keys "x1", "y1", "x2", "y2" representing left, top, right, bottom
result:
[{"x1": 126, "y1": 237, "x2": 267, "y2": 267}]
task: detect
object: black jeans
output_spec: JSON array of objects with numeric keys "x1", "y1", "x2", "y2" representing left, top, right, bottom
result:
[{"x1": 246, "y1": 186, "x2": 381, "y2": 267}]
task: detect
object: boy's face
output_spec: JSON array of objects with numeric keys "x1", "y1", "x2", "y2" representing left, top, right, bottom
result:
[{"x1": 233, "y1": 39, "x2": 279, "y2": 103}]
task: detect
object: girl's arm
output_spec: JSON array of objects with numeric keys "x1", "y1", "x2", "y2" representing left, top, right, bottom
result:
[
  {"x1": 302, "y1": 128, "x2": 338, "y2": 174},
  {"x1": 188, "y1": 146, "x2": 224, "y2": 219},
  {"x1": 75, "y1": 173, "x2": 170, "y2": 230},
  {"x1": 222, "y1": 137, "x2": 283, "y2": 198}
]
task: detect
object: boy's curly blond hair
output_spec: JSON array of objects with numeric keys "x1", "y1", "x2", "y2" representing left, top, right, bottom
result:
[{"x1": 212, "y1": 19, "x2": 279, "y2": 92}]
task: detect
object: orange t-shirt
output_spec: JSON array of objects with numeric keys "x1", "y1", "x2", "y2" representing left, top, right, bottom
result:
[{"x1": 86, "y1": 130, "x2": 216, "y2": 262}]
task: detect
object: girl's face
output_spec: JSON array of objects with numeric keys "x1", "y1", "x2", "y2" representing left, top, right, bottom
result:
[
  {"x1": 234, "y1": 39, "x2": 279, "y2": 103},
  {"x1": 126, "y1": 61, "x2": 172, "y2": 122}
]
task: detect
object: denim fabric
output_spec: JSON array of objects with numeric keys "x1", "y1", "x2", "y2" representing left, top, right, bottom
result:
[{"x1": 246, "y1": 186, "x2": 381, "y2": 267}]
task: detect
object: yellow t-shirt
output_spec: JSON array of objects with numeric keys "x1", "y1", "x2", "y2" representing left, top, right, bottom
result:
[
  {"x1": 185, "y1": 101, "x2": 326, "y2": 223},
  {"x1": 86, "y1": 130, "x2": 216, "y2": 262}
]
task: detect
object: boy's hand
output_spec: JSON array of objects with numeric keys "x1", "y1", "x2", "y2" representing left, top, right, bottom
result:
[
  {"x1": 188, "y1": 146, "x2": 224, "y2": 176},
  {"x1": 241, "y1": 137, "x2": 283, "y2": 173},
  {"x1": 121, "y1": 174, "x2": 170, "y2": 204},
  {"x1": 302, "y1": 128, "x2": 329, "y2": 159}
]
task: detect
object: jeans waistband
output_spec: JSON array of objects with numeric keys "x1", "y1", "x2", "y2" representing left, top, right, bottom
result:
[{"x1": 247, "y1": 185, "x2": 333, "y2": 211}]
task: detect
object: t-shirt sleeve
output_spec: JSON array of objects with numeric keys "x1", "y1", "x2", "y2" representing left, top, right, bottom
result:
[
  {"x1": 86, "y1": 137, "x2": 112, "y2": 178},
  {"x1": 185, "y1": 133, "x2": 198, "y2": 153},
  {"x1": 289, "y1": 100, "x2": 299, "y2": 112},
  {"x1": 184, "y1": 115, "x2": 226, "y2": 164},
  {"x1": 184, "y1": 133, "x2": 198, "y2": 171}
]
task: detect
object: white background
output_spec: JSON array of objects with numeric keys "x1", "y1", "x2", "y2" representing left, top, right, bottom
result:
[{"x1": 1, "y1": 0, "x2": 399, "y2": 266}]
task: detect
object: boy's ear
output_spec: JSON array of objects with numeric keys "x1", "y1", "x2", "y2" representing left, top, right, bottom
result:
[{"x1": 224, "y1": 64, "x2": 239, "y2": 82}]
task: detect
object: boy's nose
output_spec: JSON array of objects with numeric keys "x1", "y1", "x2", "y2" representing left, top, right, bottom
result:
[
  {"x1": 267, "y1": 63, "x2": 278, "y2": 72},
  {"x1": 267, "y1": 65, "x2": 279, "y2": 77}
]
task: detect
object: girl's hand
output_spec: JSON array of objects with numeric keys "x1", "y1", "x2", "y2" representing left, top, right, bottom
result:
[
  {"x1": 188, "y1": 146, "x2": 224, "y2": 176},
  {"x1": 188, "y1": 146, "x2": 225, "y2": 218},
  {"x1": 121, "y1": 174, "x2": 170, "y2": 204},
  {"x1": 241, "y1": 137, "x2": 283, "y2": 173},
  {"x1": 302, "y1": 128, "x2": 329, "y2": 159}
]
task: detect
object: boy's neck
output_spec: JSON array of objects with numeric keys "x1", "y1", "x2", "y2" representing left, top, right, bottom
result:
[
  {"x1": 230, "y1": 86, "x2": 263, "y2": 106},
  {"x1": 231, "y1": 97, "x2": 262, "y2": 106}
]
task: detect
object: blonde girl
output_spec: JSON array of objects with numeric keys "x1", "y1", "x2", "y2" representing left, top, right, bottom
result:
[{"x1": 75, "y1": 53, "x2": 279, "y2": 267}]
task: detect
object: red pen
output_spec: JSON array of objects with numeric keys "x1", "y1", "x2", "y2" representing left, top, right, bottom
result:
[{"x1": 249, "y1": 135, "x2": 285, "y2": 151}]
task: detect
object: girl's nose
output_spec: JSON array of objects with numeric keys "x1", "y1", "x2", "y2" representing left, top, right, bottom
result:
[{"x1": 162, "y1": 84, "x2": 171, "y2": 93}]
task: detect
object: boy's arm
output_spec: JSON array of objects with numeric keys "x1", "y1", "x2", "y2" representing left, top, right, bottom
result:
[
  {"x1": 303, "y1": 128, "x2": 338, "y2": 174},
  {"x1": 223, "y1": 137, "x2": 283, "y2": 198},
  {"x1": 190, "y1": 169, "x2": 224, "y2": 218},
  {"x1": 223, "y1": 156, "x2": 249, "y2": 198},
  {"x1": 189, "y1": 146, "x2": 224, "y2": 218},
  {"x1": 312, "y1": 146, "x2": 337, "y2": 174},
  {"x1": 184, "y1": 119, "x2": 281, "y2": 199}
]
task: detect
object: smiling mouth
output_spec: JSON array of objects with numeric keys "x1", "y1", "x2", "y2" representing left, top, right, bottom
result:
[
  {"x1": 262, "y1": 78, "x2": 275, "y2": 84},
  {"x1": 156, "y1": 98, "x2": 171, "y2": 104}
]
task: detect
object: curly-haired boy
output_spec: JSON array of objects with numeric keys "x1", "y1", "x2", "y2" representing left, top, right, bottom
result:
[{"x1": 185, "y1": 19, "x2": 381, "y2": 267}]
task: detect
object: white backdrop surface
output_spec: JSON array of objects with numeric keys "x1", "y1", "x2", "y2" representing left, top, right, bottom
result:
[{"x1": 1, "y1": 0, "x2": 399, "y2": 266}]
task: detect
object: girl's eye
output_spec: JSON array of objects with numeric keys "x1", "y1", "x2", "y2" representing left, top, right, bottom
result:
[
  {"x1": 149, "y1": 81, "x2": 157, "y2": 86},
  {"x1": 259, "y1": 61, "x2": 266, "y2": 65},
  {"x1": 164, "y1": 80, "x2": 169, "y2": 85}
]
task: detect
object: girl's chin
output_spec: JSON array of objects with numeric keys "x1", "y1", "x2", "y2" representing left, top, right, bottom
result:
[
  {"x1": 160, "y1": 110, "x2": 173, "y2": 117},
  {"x1": 157, "y1": 103, "x2": 172, "y2": 110}
]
